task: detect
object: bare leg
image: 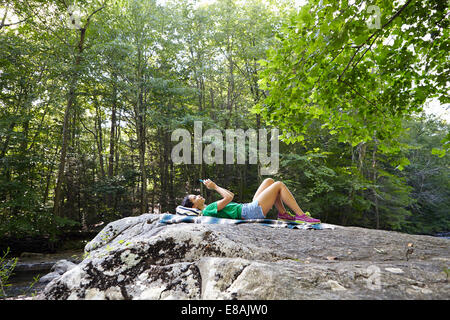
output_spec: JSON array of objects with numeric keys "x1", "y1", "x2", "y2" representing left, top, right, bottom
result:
[
  {"x1": 255, "y1": 181, "x2": 305, "y2": 216},
  {"x1": 252, "y1": 178, "x2": 274, "y2": 201},
  {"x1": 252, "y1": 178, "x2": 287, "y2": 214},
  {"x1": 274, "y1": 193, "x2": 287, "y2": 214}
]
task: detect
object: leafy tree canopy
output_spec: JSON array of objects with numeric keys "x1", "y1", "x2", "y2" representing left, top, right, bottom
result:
[{"x1": 255, "y1": 0, "x2": 449, "y2": 155}]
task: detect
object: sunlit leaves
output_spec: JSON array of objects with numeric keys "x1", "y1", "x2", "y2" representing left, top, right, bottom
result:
[{"x1": 255, "y1": 0, "x2": 449, "y2": 156}]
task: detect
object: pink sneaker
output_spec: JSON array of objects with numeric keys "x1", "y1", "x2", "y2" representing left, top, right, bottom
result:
[
  {"x1": 294, "y1": 213, "x2": 321, "y2": 224},
  {"x1": 278, "y1": 211, "x2": 296, "y2": 221}
]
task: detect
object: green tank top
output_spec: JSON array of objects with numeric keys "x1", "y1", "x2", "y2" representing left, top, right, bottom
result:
[{"x1": 202, "y1": 201, "x2": 243, "y2": 219}]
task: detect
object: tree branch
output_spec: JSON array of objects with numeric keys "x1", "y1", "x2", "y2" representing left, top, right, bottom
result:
[
  {"x1": 339, "y1": 0, "x2": 413, "y2": 80},
  {"x1": 351, "y1": 33, "x2": 380, "y2": 69},
  {"x1": 338, "y1": 47, "x2": 361, "y2": 81},
  {"x1": 338, "y1": 78, "x2": 387, "y2": 117},
  {"x1": 0, "y1": 2, "x2": 32, "y2": 30},
  {"x1": 83, "y1": 6, "x2": 105, "y2": 30},
  {"x1": 79, "y1": 116, "x2": 97, "y2": 139},
  {"x1": 0, "y1": 16, "x2": 31, "y2": 29}
]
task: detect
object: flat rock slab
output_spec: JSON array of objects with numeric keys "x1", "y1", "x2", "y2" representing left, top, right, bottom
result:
[{"x1": 37, "y1": 214, "x2": 449, "y2": 300}]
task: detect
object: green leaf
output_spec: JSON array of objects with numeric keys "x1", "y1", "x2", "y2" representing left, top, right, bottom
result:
[
  {"x1": 394, "y1": 157, "x2": 411, "y2": 171},
  {"x1": 431, "y1": 148, "x2": 446, "y2": 158}
]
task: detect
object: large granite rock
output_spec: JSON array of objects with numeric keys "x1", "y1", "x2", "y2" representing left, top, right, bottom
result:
[{"x1": 38, "y1": 214, "x2": 449, "y2": 300}]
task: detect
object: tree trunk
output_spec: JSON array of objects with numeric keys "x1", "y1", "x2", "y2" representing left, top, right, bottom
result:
[
  {"x1": 133, "y1": 46, "x2": 148, "y2": 215},
  {"x1": 135, "y1": 96, "x2": 147, "y2": 214},
  {"x1": 53, "y1": 25, "x2": 87, "y2": 217},
  {"x1": 108, "y1": 75, "x2": 118, "y2": 178},
  {"x1": 94, "y1": 95, "x2": 105, "y2": 178},
  {"x1": 372, "y1": 139, "x2": 379, "y2": 229},
  {"x1": 158, "y1": 127, "x2": 167, "y2": 212},
  {"x1": 115, "y1": 107, "x2": 121, "y2": 176},
  {"x1": 226, "y1": 45, "x2": 235, "y2": 128},
  {"x1": 209, "y1": 88, "x2": 215, "y2": 120},
  {"x1": 168, "y1": 134, "x2": 175, "y2": 210},
  {"x1": 53, "y1": 6, "x2": 104, "y2": 217},
  {"x1": 53, "y1": 79, "x2": 77, "y2": 217}
]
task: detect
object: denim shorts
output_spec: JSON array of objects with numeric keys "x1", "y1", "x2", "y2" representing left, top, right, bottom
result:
[{"x1": 241, "y1": 200, "x2": 265, "y2": 220}]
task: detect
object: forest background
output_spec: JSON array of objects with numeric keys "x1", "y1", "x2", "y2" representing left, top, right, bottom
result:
[{"x1": 0, "y1": 0, "x2": 448, "y2": 247}]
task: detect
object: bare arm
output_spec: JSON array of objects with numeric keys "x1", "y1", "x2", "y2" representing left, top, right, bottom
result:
[{"x1": 203, "y1": 179, "x2": 234, "y2": 211}]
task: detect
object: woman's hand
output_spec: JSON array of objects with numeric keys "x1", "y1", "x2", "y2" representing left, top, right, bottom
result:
[
  {"x1": 203, "y1": 179, "x2": 217, "y2": 190},
  {"x1": 205, "y1": 179, "x2": 234, "y2": 211}
]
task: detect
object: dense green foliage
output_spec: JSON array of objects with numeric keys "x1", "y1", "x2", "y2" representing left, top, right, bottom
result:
[
  {"x1": 0, "y1": 0, "x2": 448, "y2": 241},
  {"x1": 256, "y1": 0, "x2": 448, "y2": 152}
]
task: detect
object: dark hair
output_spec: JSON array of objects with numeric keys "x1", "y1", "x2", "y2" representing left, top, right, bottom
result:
[{"x1": 181, "y1": 195, "x2": 193, "y2": 208}]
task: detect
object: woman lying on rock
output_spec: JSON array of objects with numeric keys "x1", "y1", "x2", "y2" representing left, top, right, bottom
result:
[{"x1": 181, "y1": 178, "x2": 320, "y2": 224}]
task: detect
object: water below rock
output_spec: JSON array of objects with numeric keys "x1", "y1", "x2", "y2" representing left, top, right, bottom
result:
[{"x1": 2, "y1": 249, "x2": 83, "y2": 299}]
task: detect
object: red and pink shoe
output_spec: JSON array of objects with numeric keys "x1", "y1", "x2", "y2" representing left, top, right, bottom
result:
[
  {"x1": 278, "y1": 211, "x2": 321, "y2": 224},
  {"x1": 278, "y1": 211, "x2": 296, "y2": 221},
  {"x1": 294, "y1": 212, "x2": 321, "y2": 224}
]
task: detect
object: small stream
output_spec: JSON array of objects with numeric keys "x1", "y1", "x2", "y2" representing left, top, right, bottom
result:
[{"x1": 2, "y1": 250, "x2": 84, "y2": 299}]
